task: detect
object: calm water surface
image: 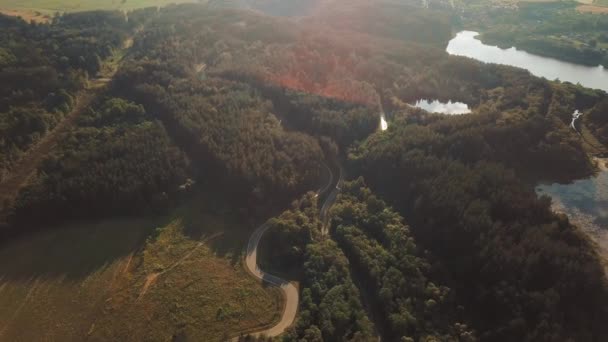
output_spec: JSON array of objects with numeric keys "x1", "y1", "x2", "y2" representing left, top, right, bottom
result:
[
  {"x1": 413, "y1": 99, "x2": 471, "y2": 115},
  {"x1": 536, "y1": 164, "x2": 608, "y2": 267},
  {"x1": 536, "y1": 170, "x2": 608, "y2": 228},
  {"x1": 447, "y1": 31, "x2": 608, "y2": 92}
]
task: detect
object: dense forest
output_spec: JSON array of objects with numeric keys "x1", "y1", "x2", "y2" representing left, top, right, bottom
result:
[
  {"x1": 10, "y1": 97, "x2": 189, "y2": 227},
  {"x1": 112, "y1": 62, "x2": 324, "y2": 204},
  {"x1": 331, "y1": 179, "x2": 476, "y2": 341},
  {"x1": 1, "y1": 1, "x2": 608, "y2": 341},
  {"x1": 259, "y1": 194, "x2": 376, "y2": 341},
  {"x1": 0, "y1": 11, "x2": 134, "y2": 183},
  {"x1": 350, "y1": 123, "x2": 608, "y2": 340}
]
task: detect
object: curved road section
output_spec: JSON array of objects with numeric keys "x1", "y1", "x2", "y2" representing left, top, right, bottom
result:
[
  {"x1": 238, "y1": 162, "x2": 341, "y2": 339},
  {"x1": 239, "y1": 222, "x2": 299, "y2": 339}
]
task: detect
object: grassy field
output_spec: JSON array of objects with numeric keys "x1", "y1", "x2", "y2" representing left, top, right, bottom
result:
[
  {"x1": 578, "y1": 4, "x2": 608, "y2": 12},
  {"x1": 575, "y1": 0, "x2": 608, "y2": 13},
  {"x1": 0, "y1": 0, "x2": 198, "y2": 13},
  {"x1": 0, "y1": 197, "x2": 280, "y2": 341},
  {"x1": 0, "y1": 0, "x2": 199, "y2": 21}
]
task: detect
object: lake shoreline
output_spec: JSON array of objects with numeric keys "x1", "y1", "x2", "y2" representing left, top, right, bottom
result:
[{"x1": 447, "y1": 30, "x2": 608, "y2": 93}]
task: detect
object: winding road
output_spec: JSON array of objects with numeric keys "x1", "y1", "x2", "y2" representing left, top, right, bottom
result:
[
  {"x1": 237, "y1": 161, "x2": 342, "y2": 339},
  {"x1": 238, "y1": 222, "x2": 300, "y2": 339}
]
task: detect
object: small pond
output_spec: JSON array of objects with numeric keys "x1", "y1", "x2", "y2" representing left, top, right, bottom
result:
[{"x1": 412, "y1": 99, "x2": 471, "y2": 115}]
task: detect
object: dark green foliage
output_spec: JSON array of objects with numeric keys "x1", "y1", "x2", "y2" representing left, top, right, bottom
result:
[
  {"x1": 113, "y1": 61, "x2": 324, "y2": 202},
  {"x1": 0, "y1": 11, "x2": 132, "y2": 182},
  {"x1": 261, "y1": 193, "x2": 375, "y2": 341},
  {"x1": 2, "y1": 4, "x2": 608, "y2": 341},
  {"x1": 351, "y1": 127, "x2": 608, "y2": 341},
  {"x1": 332, "y1": 179, "x2": 476, "y2": 341},
  {"x1": 380, "y1": 63, "x2": 598, "y2": 182},
  {"x1": 12, "y1": 98, "x2": 189, "y2": 226},
  {"x1": 250, "y1": 85, "x2": 379, "y2": 149},
  {"x1": 261, "y1": 193, "x2": 321, "y2": 272},
  {"x1": 284, "y1": 239, "x2": 376, "y2": 342},
  {"x1": 587, "y1": 98, "x2": 608, "y2": 143}
]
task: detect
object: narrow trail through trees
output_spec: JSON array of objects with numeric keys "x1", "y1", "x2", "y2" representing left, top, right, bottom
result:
[
  {"x1": 0, "y1": 40, "x2": 132, "y2": 227},
  {"x1": 0, "y1": 89, "x2": 99, "y2": 222}
]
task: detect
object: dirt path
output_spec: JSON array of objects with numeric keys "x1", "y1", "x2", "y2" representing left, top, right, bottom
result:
[
  {"x1": 0, "y1": 88, "x2": 101, "y2": 219},
  {"x1": 0, "y1": 36, "x2": 132, "y2": 224},
  {"x1": 137, "y1": 232, "x2": 223, "y2": 300},
  {"x1": 580, "y1": 120, "x2": 608, "y2": 156},
  {"x1": 0, "y1": 278, "x2": 40, "y2": 338}
]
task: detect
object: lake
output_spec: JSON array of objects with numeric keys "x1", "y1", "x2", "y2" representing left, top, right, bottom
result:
[
  {"x1": 413, "y1": 99, "x2": 471, "y2": 115},
  {"x1": 447, "y1": 31, "x2": 608, "y2": 92},
  {"x1": 536, "y1": 163, "x2": 608, "y2": 269}
]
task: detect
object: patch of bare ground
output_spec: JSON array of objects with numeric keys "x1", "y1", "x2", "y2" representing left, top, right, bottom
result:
[
  {"x1": 0, "y1": 198, "x2": 281, "y2": 341},
  {"x1": 0, "y1": 8, "x2": 49, "y2": 23},
  {"x1": 577, "y1": 4, "x2": 608, "y2": 13}
]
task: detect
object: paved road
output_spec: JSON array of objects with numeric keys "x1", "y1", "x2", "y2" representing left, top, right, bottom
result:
[
  {"x1": 237, "y1": 222, "x2": 300, "y2": 339},
  {"x1": 237, "y1": 161, "x2": 341, "y2": 339}
]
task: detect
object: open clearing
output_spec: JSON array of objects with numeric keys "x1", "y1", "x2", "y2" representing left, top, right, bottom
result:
[
  {"x1": 0, "y1": 0, "x2": 198, "y2": 15},
  {"x1": 578, "y1": 4, "x2": 608, "y2": 13},
  {"x1": 0, "y1": 197, "x2": 280, "y2": 341},
  {"x1": 0, "y1": 8, "x2": 49, "y2": 22}
]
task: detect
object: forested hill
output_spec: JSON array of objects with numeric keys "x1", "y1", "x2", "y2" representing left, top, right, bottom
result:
[
  {"x1": 1, "y1": 2, "x2": 608, "y2": 341},
  {"x1": 0, "y1": 11, "x2": 133, "y2": 184}
]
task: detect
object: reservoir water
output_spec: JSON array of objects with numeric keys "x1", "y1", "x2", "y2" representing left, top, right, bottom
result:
[
  {"x1": 413, "y1": 99, "x2": 471, "y2": 115},
  {"x1": 536, "y1": 163, "x2": 608, "y2": 270},
  {"x1": 447, "y1": 31, "x2": 608, "y2": 92}
]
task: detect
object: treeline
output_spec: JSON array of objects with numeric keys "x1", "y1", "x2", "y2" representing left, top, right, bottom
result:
[
  {"x1": 258, "y1": 193, "x2": 376, "y2": 341},
  {"x1": 269, "y1": 88, "x2": 378, "y2": 149},
  {"x1": 0, "y1": 11, "x2": 134, "y2": 182},
  {"x1": 386, "y1": 55, "x2": 604, "y2": 182},
  {"x1": 588, "y1": 98, "x2": 608, "y2": 144},
  {"x1": 220, "y1": 79, "x2": 380, "y2": 149},
  {"x1": 10, "y1": 98, "x2": 189, "y2": 227},
  {"x1": 121, "y1": 4, "x2": 451, "y2": 147},
  {"x1": 331, "y1": 179, "x2": 476, "y2": 341},
  {"x1": 112, "y1": 60, "x2": 323, "y2": 204},
  {"x1": 306, "y1": 0, "x2": 453, "y2": 48},
  {"x1": 258, "y1": 193, "x2": 322, "y2": 272},
  {"x1": 350, "y1": 123, "x2": 608, "y2": 340},
  {"x1": 286, "y1": 239, "x2": 376, "y2": 341}
]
